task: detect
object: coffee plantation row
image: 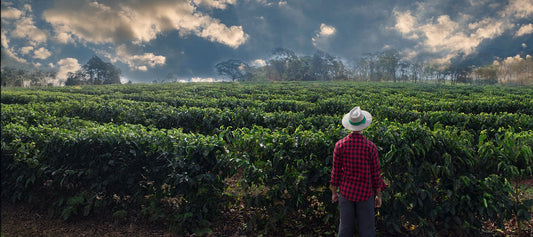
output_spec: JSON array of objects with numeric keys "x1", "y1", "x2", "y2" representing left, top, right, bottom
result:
[{"x1": 1, "y1": 82, "x2": 532, "y2": 236}]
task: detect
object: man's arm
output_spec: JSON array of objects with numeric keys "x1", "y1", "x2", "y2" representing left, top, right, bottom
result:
[
  {"x1": 374, "y1": 187, "x2": 382, "y2": 208},
  {"x1": 370, "y1": 143, "x2": 385, "y2": 208},
  {"x1": 330, "y1": 185, "x2": 339, "y2": 203},
  {"x1": 330, "y1": 142, "x2": 342, "y2": 203}
]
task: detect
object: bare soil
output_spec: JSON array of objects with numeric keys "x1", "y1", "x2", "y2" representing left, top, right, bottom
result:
[
  {"x1": 3, "y1": 200, "x2": 532, "y2": 237},
  {"x1": 1, "y1": 200, "x2": 176, "y2": 237},
  {"x1": 2, "y1": 179, "x2": 532, "y2": 237}
]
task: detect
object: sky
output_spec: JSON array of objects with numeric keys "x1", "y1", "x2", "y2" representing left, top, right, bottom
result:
[{"x1": 1, "y1": 0, "x2": 532, "y2": 83}]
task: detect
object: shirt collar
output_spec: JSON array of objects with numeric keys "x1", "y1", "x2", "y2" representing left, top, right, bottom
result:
[{"x1": 349, "y1": 132, "x2": 362, "y2": 137}]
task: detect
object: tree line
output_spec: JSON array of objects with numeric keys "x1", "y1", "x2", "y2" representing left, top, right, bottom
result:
[
  {"x1": 1, "y1": 56, "x2": 121, "y2": 87},
  {"x1": 1, "y1": 68, "x2": 58, "y2": 87},
  {"x1": 216, "y1": 48, "x2": 533, "y2": 85},
  {"x1": 2, "y1": 50, "x2": 531, "y2": 87}
]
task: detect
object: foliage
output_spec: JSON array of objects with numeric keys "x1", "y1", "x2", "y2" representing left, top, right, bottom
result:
[
  {"x1": 215, "y1": 59, "x2": 250, "y2": 82},
  {"x1": 65, "y1": 56, "x2": 121, "y2": 85},
  {"x1": 475, "y1": 65, "x2": 498, "y2": 85},
  {"x1": 1, "y1": 82, "x2": 532, "y2": 236},
  {"x1": 1, "y1": 67, "x2": 58, "y2": 87},
  {"x1": 217, "y1": 48, "x2": 533, "y2": 85}
]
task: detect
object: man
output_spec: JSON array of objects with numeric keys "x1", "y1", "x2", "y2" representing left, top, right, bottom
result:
[{"x1": 330, "y1": 106, "x2": 386, "y2": 237}]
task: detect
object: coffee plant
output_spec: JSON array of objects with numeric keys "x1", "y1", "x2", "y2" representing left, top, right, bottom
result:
[{"x1": 1, "y1": 82, "x2": 531, "y2": 236}]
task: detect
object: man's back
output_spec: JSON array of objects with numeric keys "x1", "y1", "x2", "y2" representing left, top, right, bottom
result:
[{"x1": 331, "y1": 132, "x2": 383, "y2": 202}]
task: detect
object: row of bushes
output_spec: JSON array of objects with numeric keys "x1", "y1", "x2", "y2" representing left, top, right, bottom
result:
[
  {"x1": 224, "y1": 122, "x2": 532, "y2": 235},
  {"x1": 1, "y1": 101, "x2": 338, "y2": 134},
  {"x1": 2, "y1": 83, "x2": 532, "y2": 116},
  {"x1": 1, "y1": 122, "x2": 230, "y2": 232},
  {"x1": 2, "y1": 118, "x2": 531, "y2": 235},
  {"x1": 2, "y1": 82, "x2": 531, "y2": 235},
  {"x1": 3, "y1": 99, "x2": 532, "y2": 138}
]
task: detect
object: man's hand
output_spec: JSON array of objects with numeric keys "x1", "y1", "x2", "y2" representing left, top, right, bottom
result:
[
  {"x1": 375, "y1": 195, "x2": 382, "y2": 208},
  {"x1": 330, "y1": 185, "x2": 339, "y2": 203},
  {"x1": 375, "y1": 188, "x2": 382, "y2": 208},
  {"x1": 332, "y1": 192, "x2": 339, "y2": 203}
]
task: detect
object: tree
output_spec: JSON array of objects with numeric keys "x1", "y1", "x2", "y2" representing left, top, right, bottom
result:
[
  {"x1": 355, "y1": 53, "x2": 379, "y2": 81},
  {"x1": 308, "y1": 50, "x2": 346, "y2": 81},
  {"x1": 310, "y1": 51, "x2": 330, "y2": 81},
  {"x1": 411, "y1": 61, "x2": 424, "y2": 83},
  {"x1": 398, "y1": 59, "x2": 411, "y2": 82},
  {"x1": 1, "y1": 67, "x2": 58, "y2": 87},
  {"x1": 377, "y1": 49, "x2": 400, "y2": 82},
  {"x1": 215, "y1": 59, "x2": 249, "y2": 82},
  {"x1": 265, "y1": 48, "x2": 298, "y2": 81},
  {"x1": 1, "y1": 67, "x2": 25, "y2": 87},
  {"x1": 445, "y1": 64, "x2": 471, "y2": 85},
  {"x1": 475, "y1": 65, "x2": 498, "y2": 85},
  {"x1": 66, "y1": 56, "x2": 121, "y2": 85},
  {"x1": 65, "y1": 71, "x2": 85, "y2": 86},
  {"x1": 165, "y1": 72, "x2": 176, "y2": 82}
]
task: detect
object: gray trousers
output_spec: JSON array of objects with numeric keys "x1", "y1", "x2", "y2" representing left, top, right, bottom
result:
[{"x1": 338, "y1": 195, "x2": 375, "y2": 237}]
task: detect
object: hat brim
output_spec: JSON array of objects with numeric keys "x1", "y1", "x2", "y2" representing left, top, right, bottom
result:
[{"x1": 342, "y1": 110, "x2": 372, "y2": 131}]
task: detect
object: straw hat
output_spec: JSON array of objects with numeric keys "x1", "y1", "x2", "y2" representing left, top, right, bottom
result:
[{"x1": 342, "y1": 106, "x2": 372, "y2": 131}]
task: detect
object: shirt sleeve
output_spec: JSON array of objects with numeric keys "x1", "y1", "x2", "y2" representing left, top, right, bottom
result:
[
  {"x1": 370, "y1": 144, "x2": 387, "y2": 190},
  {"x1": 330, "y1": 142, "x2": 343, "y2": 187}
]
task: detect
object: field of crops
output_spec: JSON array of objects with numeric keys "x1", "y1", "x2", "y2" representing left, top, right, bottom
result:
[{"x1": 1, "y1": 81, "x2": 532, "y2": 236}]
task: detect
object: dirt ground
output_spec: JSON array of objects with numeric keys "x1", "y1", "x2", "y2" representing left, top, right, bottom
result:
[
  {"x1": 0, "y1": 201, "x2": 177, "y2": 237},
  {"x1": 2, "y1": 188, "x2": 532, "y2": 237},
  {"x1": 1, "y1": 197, "x2": 255, "y2": 237}
]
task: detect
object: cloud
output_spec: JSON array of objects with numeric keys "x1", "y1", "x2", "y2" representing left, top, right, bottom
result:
[
  {"x1": 56, "y1": 58, "x2": 81, "y2": 80},
  {"x1": 391, "y1": 0, "x2": 529, "y2": 65},
  {"x1": 33, "y1": 47, "x2": 51, "y2": 59},
  {"x1": 0, "y1": 31, "x2": 9, "y2": 50},
  {"x1": 504, "y1": 0, "x2": 533, "y2": 18},
  {"x1": 199, "y1": 23, "x2": 249, "y2": 48},
  {"x1": 6, "y1": 4, "x2": 48, "y2": 46},
  {"x1": 1, "y1": 30, "x2": 28, "y2": 64},
  {"x1": 1, "y1": 6, "x2": 23, "y2": 19},
  {"x1": 55, "y1": 32, "x2": 75, "y2": 44},
  {"x1": 192, "y1": 0, "x2": 236, "y2": 9},
  {"x1": 253, "y1": 0, "x2": 274, "y2": 7},
  {"x1": 191, "y1": 77, "x2": 215, "y2": 82},
  {"x1": 120, "y1": 76, "x2": 130, "y2": 84},
  {"x1": 20, "y1": 46, "x2": 33, "y2": 55},
  {"x1": 319, "y1": 23, "x2": 336, "y2": 37},
  {"x1": 1, "y1": 2, "x2": 49, "y2": 67},
  {"x1": 251, "y1": 59, "x2": 267, "y2": 67},
  {"x1": 393, "y1": 10, "x2": 419, "y2": 39},
  {"x1": 494, "y1": 54, "x2": 530, "y2": 68},
  {"x1": 515, "y1": 24, "x2": 533, "y2": 37},
  {"x1": 43, "y1": 0, "x2": 248, "y2": 48},
  {"x1": 12, "y1": 17, "x2": 48, "y2": 45},
  {"x1": 104, "y1": 45, "x2": 166, "y2": 71},
  {"x1": 312, "y1": 23, "x2": 336, "y2": 47}
]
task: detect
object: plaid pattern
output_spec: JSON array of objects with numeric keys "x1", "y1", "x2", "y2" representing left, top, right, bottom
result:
[{"x1": 331, "y1": 132, "x2": 386, "y2": 202}]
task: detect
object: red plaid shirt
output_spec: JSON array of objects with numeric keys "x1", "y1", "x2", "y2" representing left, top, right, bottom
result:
[{"x1": 330, "y1": 132, "x2": 386, "y2": 202}]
